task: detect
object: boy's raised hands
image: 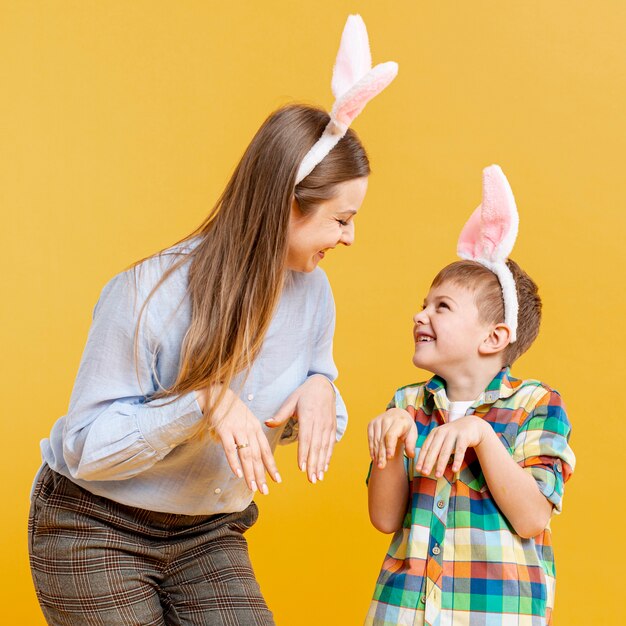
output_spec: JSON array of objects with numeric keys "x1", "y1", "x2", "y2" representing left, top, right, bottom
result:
[
  {"x1": 415, "y1": 416, "x2": 489, "y2": 477},
  {"x1": 368, "y1": 408, "x2": 418, "y2": 469}
]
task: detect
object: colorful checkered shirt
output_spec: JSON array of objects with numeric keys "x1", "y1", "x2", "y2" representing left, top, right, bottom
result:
[{"x1": 365, "y1": 368, "x2": 575, "y2": 626}]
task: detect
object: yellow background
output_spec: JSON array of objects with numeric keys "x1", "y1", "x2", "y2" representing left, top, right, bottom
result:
[{"x1": 2, "y1": 1, "x2": 624, "y2": 624}]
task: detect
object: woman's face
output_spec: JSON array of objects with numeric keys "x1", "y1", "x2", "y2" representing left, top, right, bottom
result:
[{"x1": 286, "y1": 176, "x2": 368, "y2": 272}]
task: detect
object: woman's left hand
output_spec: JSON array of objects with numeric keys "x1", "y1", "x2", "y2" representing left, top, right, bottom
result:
[{"x1": 265, "y1": 374, "x2": 337, "y2": 484}]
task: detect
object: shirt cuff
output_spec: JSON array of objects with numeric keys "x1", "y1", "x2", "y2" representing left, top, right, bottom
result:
[{"x1": 135, "y1": 392, "x2": 205, "y2": 455}]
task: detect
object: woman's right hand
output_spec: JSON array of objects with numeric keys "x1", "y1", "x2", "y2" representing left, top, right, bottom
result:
[{"x1": 196, "y1": 387, "x2": 281, "y2": 495}]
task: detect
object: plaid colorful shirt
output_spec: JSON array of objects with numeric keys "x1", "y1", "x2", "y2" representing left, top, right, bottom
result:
[{"x1": 365, "y1": 368, "x2": 575, "y2": 626}]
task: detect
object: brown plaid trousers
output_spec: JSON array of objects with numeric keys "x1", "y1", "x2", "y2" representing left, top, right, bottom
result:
[{"x1": 28, "y1": 465, "x2": 275, "y2": 625}]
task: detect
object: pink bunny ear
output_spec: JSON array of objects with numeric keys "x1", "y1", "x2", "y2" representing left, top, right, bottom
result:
[
  {"x1": 331, "y1": 14, "x2": 372, "y2": 99},
  {"x1": 457, "y1": 165, "x2": 520, "y2": 342},
  {"x1": 295, "y1": 15, "x2": 398, "y2": 185},
  {"x1": 331, "y1": 62, "x2": 398, "y2": 129},
  {"x1": 457, "y1": 165, "x2": 518, "y2": 264}
]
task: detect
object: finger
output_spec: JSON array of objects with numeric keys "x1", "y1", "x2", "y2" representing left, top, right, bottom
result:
[
  {"x1": 452, "y1": 441, "x2": 468, "y2": 473},
  {"x1": 236, "y1": 442, "x2": 258, "y2": 493},
  {"x1": 220, "y1": 434, "x2": 244, "y2": 479},
  {"x1": 404, "y1": 424, "x2": 418, "y2": 458},
  {"x1": 297, "y1": 418, "x2": 313, "y2": 475},
  {"x1": 250, "y1": 438, "x2": 269, "y2": 495},
  {"x1": 384, "y1": 421, "x2": 405, "y2": 459},
  {"x1": 324, "y1": 431, "x2": 335, "y2": 473},
  {"x1": 265, "y1": 394, "x2": 297, "y2": 428},
  {"x1": 377, "y1": 428, "x2": 388, "y2": 469},
  {"x1": 434, "y1": 434, "x2": 456, "y2": 478},
  {"x1": 415, "y1": 429, "x2": 435, "y2": 472},
  {"x1": 383, "y1": 424, "x2": 399, "y2": 459},
  {"x1": 258, "y1": 432, "x2": 281, "y2": 484},
  {"x1": 418, "y1": 429, "x2": 444, "y2": 475},
  {"x1": 367, "y1": 421, "x2": 376, "y2": 461},
  {"x1": 305, "y1": 421, "x2": 323, "y2": 484},
  {"x1": 371, "y1": 420, "x2": 382, "y2": 464},
  {"x1": 316, "y1": 428, "x2": 331, "y2": 481}
]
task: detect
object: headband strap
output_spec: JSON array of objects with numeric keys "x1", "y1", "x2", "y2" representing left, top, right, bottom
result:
[
  {"x1": 295, "y1": 15, "x2": 398, "y2": 185},
  {"x1": 457, "y1": 165, "x2": 520, "y2": 342}
]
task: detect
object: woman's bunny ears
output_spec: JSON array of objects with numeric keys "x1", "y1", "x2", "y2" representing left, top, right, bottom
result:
[
  {"x1": 457, "y1": 165, "x2": 520, "y2": 342},
  {"x1": 295, "y1": 15, "x2": 398, "y2": 185}
]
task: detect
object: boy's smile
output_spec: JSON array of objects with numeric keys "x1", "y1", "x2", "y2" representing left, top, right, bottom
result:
[{"x1": 412, "y1": 281, "x2": 494, "y2": 381}]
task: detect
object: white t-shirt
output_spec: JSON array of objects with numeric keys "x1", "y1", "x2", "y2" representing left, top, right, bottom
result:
[{"x1": 448, "y1": 400, "x2": 474, "y2": 422}]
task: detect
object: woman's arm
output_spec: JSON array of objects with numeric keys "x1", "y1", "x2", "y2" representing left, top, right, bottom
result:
[
  {"x1": 265, "y1": 271, "x2": 344, "y2": 484},
  {"x1": 61, "y1": 265, "x2": 206, "y2": 481}
]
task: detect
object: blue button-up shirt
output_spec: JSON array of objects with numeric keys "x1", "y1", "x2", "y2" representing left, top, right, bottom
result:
[{"x1": 39, "y1": 244, "x2": 347, "y2": 515}]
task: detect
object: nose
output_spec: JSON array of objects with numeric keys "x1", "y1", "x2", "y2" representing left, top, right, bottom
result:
[
  {"x1": 339, "y1": 222, "x2": 355, "y2": 246},
  {"x1": 413, "y1": 309, "x2": 428, "y2": 325}
]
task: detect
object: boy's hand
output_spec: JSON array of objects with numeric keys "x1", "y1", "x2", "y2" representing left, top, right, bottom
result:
[
  {"x1": 415, "y1": 415, "x2": 490, "y2": 477},
  {"x1": 368, "y1": 408, "x2": 417, "y2": 469}
]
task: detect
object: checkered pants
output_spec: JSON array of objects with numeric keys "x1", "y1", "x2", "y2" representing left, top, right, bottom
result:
[{"x1": 28, "y1": 465, "x2": 275, "y2": 625}]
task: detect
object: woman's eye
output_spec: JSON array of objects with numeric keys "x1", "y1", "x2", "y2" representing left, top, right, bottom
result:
[{"x1": 336, "y1": 219, "x2": 349, "y2": 227}]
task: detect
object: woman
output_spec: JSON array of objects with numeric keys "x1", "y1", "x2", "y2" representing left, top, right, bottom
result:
[{"x1": 29, "y1": 16, "x2": 397, "y2": 625}]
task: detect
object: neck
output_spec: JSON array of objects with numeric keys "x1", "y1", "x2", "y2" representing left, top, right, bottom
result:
[{"x1": 437, "y1": 361, "x2": 505, "y2": 402}]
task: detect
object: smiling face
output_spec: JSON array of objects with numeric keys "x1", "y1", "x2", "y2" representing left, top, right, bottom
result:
[
  {"x1": 412, "y1": 281, "x2": 497, "y2": 379},
  {"x1": 285, "y1": 177, "x2": 368, "y2": 272}
]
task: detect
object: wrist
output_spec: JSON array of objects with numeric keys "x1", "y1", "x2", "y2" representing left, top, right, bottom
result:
[
  {"x1": 474, "y1": 417, "x2": 495, "y2": 450},
  {"x1": 309, "y1": 374, "x2": 336, "y2": 398}
]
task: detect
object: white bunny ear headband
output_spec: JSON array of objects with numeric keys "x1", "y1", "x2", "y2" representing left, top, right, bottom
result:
[
  {"x1": 295, "y1": 15, "x2": 398, "y2": 185},
  {"x1": 457, "y1": 165, "x2": 520, "y2": 342}
]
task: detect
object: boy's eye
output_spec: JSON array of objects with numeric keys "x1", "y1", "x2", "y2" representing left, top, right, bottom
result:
[{"x1": 438, "y1": 302, "x2": 450, "y2": 310}]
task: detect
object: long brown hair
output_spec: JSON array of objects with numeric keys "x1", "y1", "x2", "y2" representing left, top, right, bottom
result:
[{"x1": 137, "y1": 104, "x2": 370, "y2": 424}]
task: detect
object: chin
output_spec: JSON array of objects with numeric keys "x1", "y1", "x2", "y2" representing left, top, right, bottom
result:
[{"x1": 413, "y1": 352, "x2": 439, "y2": 374}]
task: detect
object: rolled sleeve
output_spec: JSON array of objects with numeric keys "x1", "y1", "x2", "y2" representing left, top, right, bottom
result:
[
  {"x1": 512, "y1": 390, "x2": 575, "y2": 513},
  {"x1": 62, "y1": 267, "x2": 205, "y2": 481}
]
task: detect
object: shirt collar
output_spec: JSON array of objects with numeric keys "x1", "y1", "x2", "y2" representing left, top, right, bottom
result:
[{"x1": 423, "y1": 367, "x2": 520, "y2": 412}]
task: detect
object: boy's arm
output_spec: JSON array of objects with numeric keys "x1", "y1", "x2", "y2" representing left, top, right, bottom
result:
[
  {"x1": 417, "y1": 416, "x2": 552, "y2": 538},
  {"x1": 367, "y1": 407, "x2": 416, "y2": 534},
  {"x1": 416, "y1": 389, "x2": 574, "y2": 539},
  {"x1": 368, "y1": 450, "x2": 410, "y2": 534},
  {"x1": 474, "y1": 427, "x2": 553, "y2": 538}
]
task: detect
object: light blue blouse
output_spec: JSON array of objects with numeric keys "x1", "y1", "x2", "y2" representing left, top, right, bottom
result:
[{"x1": 39, "y1": 243, "x2": 347, "y2": 515}]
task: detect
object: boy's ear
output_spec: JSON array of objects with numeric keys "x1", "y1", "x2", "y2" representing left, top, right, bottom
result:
[{"x1": 479, "y1": 323, "x2": 511, "y2": 356}]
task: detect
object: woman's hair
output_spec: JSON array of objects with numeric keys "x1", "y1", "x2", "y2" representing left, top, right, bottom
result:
[{"x1": 137, "y1": 104, "x2": 370, "y2": 425}]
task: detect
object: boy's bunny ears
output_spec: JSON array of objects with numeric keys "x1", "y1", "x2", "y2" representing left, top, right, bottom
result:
[
  {"x1": 457, "y1": 165, "x2": 520, "y2": 342},
  {"x1": 295, "y1": 15, "x2": 398, "y2": 185}
]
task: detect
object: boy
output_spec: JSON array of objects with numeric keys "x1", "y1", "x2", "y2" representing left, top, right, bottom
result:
[{"x1": 365, "y1": 166, "x2": 575, "y2": 626}]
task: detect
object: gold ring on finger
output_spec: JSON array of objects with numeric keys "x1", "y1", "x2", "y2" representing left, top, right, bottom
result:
[{"x1": 236, "y1": 443, "x2": 250, "y2": 451}]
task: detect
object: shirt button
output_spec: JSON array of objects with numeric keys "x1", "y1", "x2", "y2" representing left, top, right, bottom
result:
[
  {"x1": 555, "y1": 459, "x2": 562, "y2": 472},
  {"x1": 247, "y1": 393, "x2": 254, "y2": 401},
  {"x1": 437, "y1": 500, "x2": 445, "y2": 509},
  {"x1": 214, "y1": 488, "x2": 222, "y2": 495},
  {"x1": 420, "y1": 596, "x2": 426, "y2": 604},
  {"x1": 432, "y1": 545, "x2": 441, "y2": 556}
]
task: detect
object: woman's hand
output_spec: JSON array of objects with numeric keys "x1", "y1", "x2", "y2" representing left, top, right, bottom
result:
[
  {"x1": 265, "y1": 374, "x2": 337, "y2": 484},
  {"x1": 196, "y1": 387, "x2": 281, "y2": 495},
  {"x1": 367, "y1": 408, "x2": 417, "y2": 469}
]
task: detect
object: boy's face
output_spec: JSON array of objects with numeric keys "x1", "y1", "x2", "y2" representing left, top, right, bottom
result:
[{"x1": 412, "y1": 281, "x2": 495, "y2": 378}]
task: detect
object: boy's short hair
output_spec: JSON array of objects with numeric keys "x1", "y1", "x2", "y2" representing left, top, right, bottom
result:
[{"x1": 431, "y1": 259, "x2": 542, "y2": 365}]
